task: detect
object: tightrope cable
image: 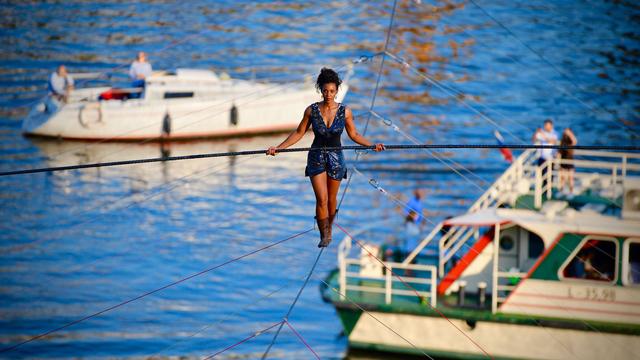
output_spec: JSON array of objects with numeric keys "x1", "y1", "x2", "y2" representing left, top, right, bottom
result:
[
  {"x1": 336, "y1": 0, "x2": 399, "y2": 212},
  {"x1": 2, "y1": 144, "x2": 638, "y2": 177}
]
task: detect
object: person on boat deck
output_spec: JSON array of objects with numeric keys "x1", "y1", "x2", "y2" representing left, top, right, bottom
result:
[
  {"x1": 129, "y1": 51, "x2": 152, "y2": 88},
  {"x1": 533, "y1": 118, "x2": 558, "y2": 166},
  {"x1": 48, "y1": 65, "x2": 74, "y2": 103},
  {"x1": 532, "y1": 119, "x2": 558, "y2": 191},
  {"x1": 405, "y1": 189, "x2": 426, "y2": 226},
  {"x1": 558, "y1": 128, "x2": 578, "y2": 194},
  {"x1": 402, "y1": 210, "x2": 421, "y2": 259},
  {"x1": 267, "y1": 68, "x2": 385, "y2": 247}
]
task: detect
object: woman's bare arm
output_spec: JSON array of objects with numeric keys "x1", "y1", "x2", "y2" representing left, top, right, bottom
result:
[
  {"x1": 344, "y1": 107, "x2": 384, "y2": 151},
  {"x1": 267, "y1": 106, "x2": 312, "y2": 155}
]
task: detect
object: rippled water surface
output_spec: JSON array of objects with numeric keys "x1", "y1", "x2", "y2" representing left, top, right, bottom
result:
[{"x1": 0, "y1": 0, "x2": 638, "y2": 359}]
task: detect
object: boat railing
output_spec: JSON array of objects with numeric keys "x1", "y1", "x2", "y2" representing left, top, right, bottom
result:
[
  {"x1": 492, "y1": 270, "x2": 528, "y2": 313},
  {"x1": 439, "y1": 226, "x2": 481, "y2": 275},
  {"x1": 404, "y1": 149, "x2": 538, "y2": 274},
  {"x1": 338, "y1": 256, "x2": 437, "y2": 307},
  {"x1": 470, "y1": 148, "x2": 539, "y2": 212},
  {"x1": 533, "y1": 150, "x2": 640, "y2": 208}
]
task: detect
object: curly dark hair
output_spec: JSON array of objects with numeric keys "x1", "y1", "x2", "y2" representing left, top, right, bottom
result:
[{"x1": 315, "y1": 67, "x2": 342, "y2": 92}]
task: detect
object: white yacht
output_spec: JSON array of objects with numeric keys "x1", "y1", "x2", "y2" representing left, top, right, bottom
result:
[{"x1": 23, "y1": 69, "x2": 349, "y2": 141}]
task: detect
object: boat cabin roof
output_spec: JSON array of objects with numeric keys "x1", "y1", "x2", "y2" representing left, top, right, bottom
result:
[{"x1": 445, "y1": 205, "x2": 640, "y2": 247}]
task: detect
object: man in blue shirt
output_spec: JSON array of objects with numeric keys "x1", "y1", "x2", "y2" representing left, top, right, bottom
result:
[
  {"x1": 405, "y1": 189, "x2": 425, "y2": 224},
  {"x1": 48, "y1": 65, "x2": 74, "y2": 102}
]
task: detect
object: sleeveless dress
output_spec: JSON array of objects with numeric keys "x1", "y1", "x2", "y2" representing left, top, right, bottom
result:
[{"x1": 305, "y1": 102, "x2": 348, "y2": 180}]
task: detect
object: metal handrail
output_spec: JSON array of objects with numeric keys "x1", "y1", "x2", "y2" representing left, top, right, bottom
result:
[{"x1": 340, "y1": 257, "x2": 437, "y2": 306}]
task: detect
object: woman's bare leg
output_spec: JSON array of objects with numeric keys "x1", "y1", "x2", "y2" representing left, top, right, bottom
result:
[
  {"x1": 569, "y1": 169, "x2": 575, "y2": 193},
  {"x1": 327, "y1": 177, "x2": 342, "y2": 219},
  {"x1": 311, "y1": 172, "x2": 329, "y2": 219}
]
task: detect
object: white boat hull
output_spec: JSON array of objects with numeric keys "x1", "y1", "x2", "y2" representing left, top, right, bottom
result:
[{"x1": 346, "y1": 310, "x2": 640, "y2": 360}]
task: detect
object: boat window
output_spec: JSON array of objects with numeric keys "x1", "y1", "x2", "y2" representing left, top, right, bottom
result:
[
  {"x1": 500, "y1": 235, "x2": 515, "y2": 251},
  {"x1": 528, "y1": 232, "x2": 544, "y2": 259},
  {"x1": 163, "y1": 92, "x2": 194, "y2": 99},
  {"x1": 561, "y1": 238, "x2": 617, "y2": 283},
  {"x1": 624, "y1": 239, "x2": 640, "y2": 286}
]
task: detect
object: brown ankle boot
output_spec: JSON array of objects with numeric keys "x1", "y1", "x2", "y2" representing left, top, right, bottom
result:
[
  {"x1": 328, "y1": 209, "x2": 338, "y2": 242},
  {"x1": 316, "y1": 217, "x2": 331, "y2": 248}
]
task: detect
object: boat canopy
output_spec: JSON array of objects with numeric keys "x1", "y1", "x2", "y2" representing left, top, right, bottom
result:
[
  {"x1": 443, "y1": 209, "x2": 509, "y2": 227},
  {"x1": 444, "y1": 207, "x2": 640, "y2": 247}
]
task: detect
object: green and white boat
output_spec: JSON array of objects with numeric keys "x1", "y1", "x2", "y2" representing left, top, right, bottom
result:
[{"x1": 321, "y1": 149, "x2": 640, "y2": 359}]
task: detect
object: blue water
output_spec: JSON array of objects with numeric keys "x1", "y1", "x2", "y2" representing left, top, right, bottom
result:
[{"x1": 0, "y1": 1, "x2": 638, "y2": 359}]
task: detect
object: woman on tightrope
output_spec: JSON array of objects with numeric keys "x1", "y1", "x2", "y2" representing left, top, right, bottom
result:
[{"x1": 267, "y1": 68, "x2": 385, "y2": 247}]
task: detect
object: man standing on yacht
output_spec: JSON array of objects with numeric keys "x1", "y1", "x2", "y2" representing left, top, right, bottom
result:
[{"x1": 129, "y1": 51, "x2": 153, "y2": 88}]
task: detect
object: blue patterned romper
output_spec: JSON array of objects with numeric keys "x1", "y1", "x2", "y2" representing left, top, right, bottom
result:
[{"x1": 305, "y1": 102, "x2": 348, "y2": 180}]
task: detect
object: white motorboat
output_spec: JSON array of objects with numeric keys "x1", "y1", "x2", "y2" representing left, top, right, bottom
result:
[{"x1": 23, "y1": 69, "x2": 349, "y2": 141}]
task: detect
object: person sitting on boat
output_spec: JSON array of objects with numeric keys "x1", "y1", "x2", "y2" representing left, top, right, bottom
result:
[
  {"x1": 558, "y1": 127, "x2": 578, "y2": 195},
  {"x1": 48, "y1": 65, "x2": 74, "y2": 103},
  {"x1": 267, "y1": 68, "x2": 385, "y2": 247},
  {"x1": 129, "y1": 51, "x2": 152, "y2": 88},
  {"x1": 573, "y1": 250, "x2": 605, "y2": 280}
]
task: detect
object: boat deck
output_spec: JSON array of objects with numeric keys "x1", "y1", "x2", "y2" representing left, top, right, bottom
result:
[{"x1": 321, "y1": 270, "x2": 640, "y2": 336}]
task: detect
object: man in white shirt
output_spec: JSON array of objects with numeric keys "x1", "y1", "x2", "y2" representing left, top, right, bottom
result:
[
  {"x1": 129, "y1": 51, "x2": 152, "y2": 88},
  {"x1": 532, "y1": 119, "x2": 558, "y2": 192},
  {"x1": 533, "y1": 119, "x2": 558, "y2": 165},
  {"x1": 48, "y1": 65, "x2": 74, "y2": 102}
]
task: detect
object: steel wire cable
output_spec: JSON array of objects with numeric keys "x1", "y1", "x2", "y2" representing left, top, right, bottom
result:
[
  {"x1": 465, "y1": 0, "x2": 638, "y2": 136},
  {"x1": 1, "y1": 143, "x2": 637, "y2": 177},
  {"x1": 0, "y1": 154, "x2": 260, "y2": 255},
  {"x1": 260, "y1": 248, "x2": 325, "y2": 359},
  {"x1": 0, "y1": 227, "x2": 313, "y2": 354},
  {"x1": 318, "y1": 277, "x2": 436, "y2": 360}
]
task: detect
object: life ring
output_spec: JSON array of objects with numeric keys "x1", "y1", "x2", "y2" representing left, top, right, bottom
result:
[{"x1": 79, "y1": 103, "x2": 103, "y2": 128}]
